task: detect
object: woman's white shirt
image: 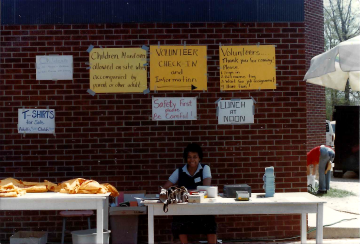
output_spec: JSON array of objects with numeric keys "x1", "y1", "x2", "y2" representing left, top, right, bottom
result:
[{"x1": 168, "y1": 164, "x2": 211, "y2": 184}]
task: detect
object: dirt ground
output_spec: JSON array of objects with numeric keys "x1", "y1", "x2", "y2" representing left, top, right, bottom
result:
[{"x1": 321, "y1": 171, "x2": 360, "y2": 215}]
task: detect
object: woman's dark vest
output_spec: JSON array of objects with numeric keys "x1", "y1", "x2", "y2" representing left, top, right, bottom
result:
[{"x1": 178, "y1": 164, "x2": 206, "y2": 190}]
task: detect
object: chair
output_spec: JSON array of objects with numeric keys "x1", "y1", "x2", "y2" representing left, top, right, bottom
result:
[{"x1": 59, "y1": 210, "x2": 94, "y2": 244}]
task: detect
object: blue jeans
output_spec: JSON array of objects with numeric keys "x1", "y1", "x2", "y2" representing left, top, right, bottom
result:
[{"x1": 318, "y1": 147, "x2": 335, "y2": 191}]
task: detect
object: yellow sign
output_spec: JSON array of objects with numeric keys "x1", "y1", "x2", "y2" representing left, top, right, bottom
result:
[
  {"x1": 219, "y1": 45, "x2": 276, "y2": 90},
  {"x1": 150, "y1": 46, "x2": 207, "y2": 91},
  {"x1": 89, "y1": 48, "x2": 147, "y2": 93}
]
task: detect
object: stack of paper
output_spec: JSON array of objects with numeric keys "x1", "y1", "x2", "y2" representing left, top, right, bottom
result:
[{"x1": 263, "y1": 167, "x2": 275, "y2": 197}]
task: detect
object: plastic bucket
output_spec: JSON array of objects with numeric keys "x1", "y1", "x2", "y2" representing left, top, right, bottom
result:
[{"x1": 71, "y1": 229, "x2": 111, "y2": 244}]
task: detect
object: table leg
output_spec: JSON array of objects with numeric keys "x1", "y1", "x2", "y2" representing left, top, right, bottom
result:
[
  {"x1": 97, "y1": 200, "x2": 104, "y2": 244},
  {"x1": 148, "y1": 205, "x2": 154, "y2": 244},
  {"x1": 104, "y1": 196, "x2": 109, "y2": 230},
  {"x1": 301, "y1": 213, "x2": 307, "y2": 243},
  {"x1": 316, "y1": 203, "x2": 324, "y2": 244}
]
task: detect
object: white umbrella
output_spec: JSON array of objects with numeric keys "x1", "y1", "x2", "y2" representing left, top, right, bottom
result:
[{"x1": 304, "y1": 35, "x2": 360, "y2": 91}]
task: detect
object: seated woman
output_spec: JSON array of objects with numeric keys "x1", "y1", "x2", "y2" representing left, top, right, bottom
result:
[{"x1": 163, "y1": 143, "x2": 217, "y2": 244}]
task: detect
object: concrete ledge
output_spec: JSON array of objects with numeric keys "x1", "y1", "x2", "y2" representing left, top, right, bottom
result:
[
  {"x1": 308, "y1": 226, "x2": 360, "y2": 239},
  {"x1": 308, "y1": 206, "x2": 360, "y2": 239}
]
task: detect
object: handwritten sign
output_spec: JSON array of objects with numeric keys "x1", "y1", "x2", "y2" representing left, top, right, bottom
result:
[
  {"x1": 152, "y1": 97, "x2": 197, "y2": 121},
  {"x1": 18, "y1": 109, "x2": 55, "y2": 134},
  {"x1": 220, "y1": 45, "x2": 276, "y2": 90},
  {"x1": 36, "y1": 56, "x2": 73, "y2": 80},
  {"x1": 218, "y1": 99, "x2": 254, "y2": 124},
  {"x1": 90, "y1": 48, "x2": 147, "y2": 93},
  {"x1": 150, "y1": 46, "x2": 207, "y2": 91}
]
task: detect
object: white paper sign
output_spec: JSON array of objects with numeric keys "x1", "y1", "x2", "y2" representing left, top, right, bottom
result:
[
  {"x1": 152, "y1": 97, "x2": 197, "y2": 121},
  {"x1": 36, "y1": 55, "x2": 73, "y2": 80},
  {"x1": 218, "y1": 99, "x2": 254, "y2": 124},
  {"x1": 18, "y1": 109, "x2": 55, "y2": 134}
]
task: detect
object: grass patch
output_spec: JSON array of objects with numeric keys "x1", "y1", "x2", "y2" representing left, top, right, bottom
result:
[
  {"x1": 309, "y1": 187, "x2": 356, "y2": 198},
  {"x1": 320, "y1": 188, "x2": 356, "y2": 198}
]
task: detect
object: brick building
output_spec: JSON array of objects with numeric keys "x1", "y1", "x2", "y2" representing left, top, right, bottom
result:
[{"x1": 0, "y1": 0, "x2": 325, "y2": 242}]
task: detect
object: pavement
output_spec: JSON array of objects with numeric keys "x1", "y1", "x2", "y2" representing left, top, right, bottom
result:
[
  {"x1": 307, "y1": 170, "x2": 360, "y2": 241},
  {"x1": 217, "y1": 239, "x2": 360, "y2": 243},
  {"x1": 308, "y1": 205, "x2": 360, "y2": 239}
]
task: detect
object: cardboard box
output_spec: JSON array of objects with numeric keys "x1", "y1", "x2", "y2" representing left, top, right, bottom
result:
[
  {"x1": 10, "y1": 231, "x2": 48, "y2": 244},
  {"x1": 188, "y1": 192, "x2": 205, "y2": 203},
  {"x1": 110, "y1": 215, "x2": 139, "y2": 244},
  {"x1": 109, "y1": 206, "x2": 147, "y2": 216},
  {"x1": 116, "y1": 190, "x2": 146, "y2": 206}
]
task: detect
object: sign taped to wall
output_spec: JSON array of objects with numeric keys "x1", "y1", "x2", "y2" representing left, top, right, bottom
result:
[
  {"x1": 90, "y1": 48, "x2": 147, "y2": 93},
  {"x1": 219, "y1": 45, "x2": 276, "y2": 90},
  {"x1": 152, "y1": 97, "x2": 197, "y2": 121},
  {"x1": 18, "y1": 109, "x2": 55, "y2": 134},
  {"x1": 150, "y1": 46, "x2": 207, "y2": 91},
  {"x1": 36, "y1": 55, "x2": 73, "y2": 80},
  {"x1": 218, "y1": 99, "x2": 254, "y2": 124}
]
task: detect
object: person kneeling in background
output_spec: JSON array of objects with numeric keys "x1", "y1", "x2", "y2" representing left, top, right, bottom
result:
[{"x1": 307, "y1": 145, "x2": 335, "y2": 194}]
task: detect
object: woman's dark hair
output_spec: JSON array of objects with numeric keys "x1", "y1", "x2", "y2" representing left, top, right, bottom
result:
[{"x1": 183, "y1": 143, "x2": 203, "y2": 161}]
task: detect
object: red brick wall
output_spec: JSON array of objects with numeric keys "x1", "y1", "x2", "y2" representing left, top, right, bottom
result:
[
  {"x1": 0, "y1": 22, "x2": 308, "y2": 242},
  {"x1": 305, "y1": 0, "x2": 326, "y2": 151}
]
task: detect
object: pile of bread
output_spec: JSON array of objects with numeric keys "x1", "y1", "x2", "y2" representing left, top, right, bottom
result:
[{"x1": 0, "y1": 178, "x2": 119, "y2": 197}]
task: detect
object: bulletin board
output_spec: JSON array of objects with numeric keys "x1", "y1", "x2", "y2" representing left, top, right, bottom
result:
[
  {"x1": 150, "y1": 46, "x2": 207, "y2": 91},
  {"x1": 18, "y1": 109, "x2": 55, "y2": 134},
  {"x1": 219, "y1": 45, "x2": 276, "y2": 90},
  {"x1": 89, "y1": 48, "x2": 147, "y2": 93},
  {"x1": 152, "y1": 97, "x2": 197, "y2": 121},
  {"x1": 218, "y1": 99, "x2": 254, "y2": 124},
  {"x1": 36, "y1": 55, "x2": 73, "y2": 80}
]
